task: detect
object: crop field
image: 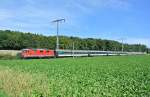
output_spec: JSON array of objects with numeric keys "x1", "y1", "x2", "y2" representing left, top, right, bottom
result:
[{"x1": 0, "y1": 55, "x2": 150, "y2": 97}]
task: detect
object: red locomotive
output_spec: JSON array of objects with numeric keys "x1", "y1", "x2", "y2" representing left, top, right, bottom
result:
[{"x1": 21, "y1": 49, "x2": 55, "y2": 58}]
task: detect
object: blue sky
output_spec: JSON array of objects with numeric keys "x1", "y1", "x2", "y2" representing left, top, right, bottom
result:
[{"x1": 0, "y1": 0, "x2": 150, "y2": 47}]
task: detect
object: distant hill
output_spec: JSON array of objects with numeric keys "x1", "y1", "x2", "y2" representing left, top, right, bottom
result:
[{"x1": 0, "y1": 30, "x2": 148, "y2": 52}]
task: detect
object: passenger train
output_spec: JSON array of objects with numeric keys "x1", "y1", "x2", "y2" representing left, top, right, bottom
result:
[{"x1": 20, "y1": 48, "x2": 145, "y2": 58}]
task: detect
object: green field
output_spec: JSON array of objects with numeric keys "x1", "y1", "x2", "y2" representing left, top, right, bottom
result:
[{"x1": 0, "y1": 55, "x2": 150, "y2": 97}]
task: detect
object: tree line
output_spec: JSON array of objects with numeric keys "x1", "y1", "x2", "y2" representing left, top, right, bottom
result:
[{"x1": 0, "y1": 30, "x2": 149, "y2": 53}]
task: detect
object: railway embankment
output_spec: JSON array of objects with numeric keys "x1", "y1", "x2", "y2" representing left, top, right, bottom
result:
[{"x1": 0, "y1": 50, "x2": 21, "y2": 59}]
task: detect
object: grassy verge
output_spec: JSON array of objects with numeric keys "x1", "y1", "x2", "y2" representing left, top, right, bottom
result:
[
  {"x1": 0, "y1": 50, "x2": 20, "y2": 60},
  {"x1": 0, "y1": 54, "x2": 18, "y2": 60}
]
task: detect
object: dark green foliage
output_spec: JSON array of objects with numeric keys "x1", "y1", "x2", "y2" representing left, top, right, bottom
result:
[
  {"x1": 147, "y1": 48, "x2": 150, "y2": 54},
  {"x1": 0, "y1": 30, "x2": 148, "y2": 52}
]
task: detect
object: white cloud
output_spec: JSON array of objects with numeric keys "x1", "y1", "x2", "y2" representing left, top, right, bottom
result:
[
  {"x1": 0, "y1": 9, "x2": 14, "y2": 21},
  {"x1": 125, "y1": 38, "x2": 150, "y2": 47},
  {"x1": 18, "y1": 0, "x2": 130, "y2": 30},
  {"x1": 68, "y1": 0, "x2": 130, "y2": 13},
  {"x1": 0, "y1": 0, "x2": 131, "y2": 22},
  {"x1": 104, "y1": 36, "x2": 150, "y2": 48},
  {"x1": 22, "y1": 0, "x2": 130, "y2": 16},
  {"x1": 0, "y1": 0, "x2": 131, "y2": 37}
]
